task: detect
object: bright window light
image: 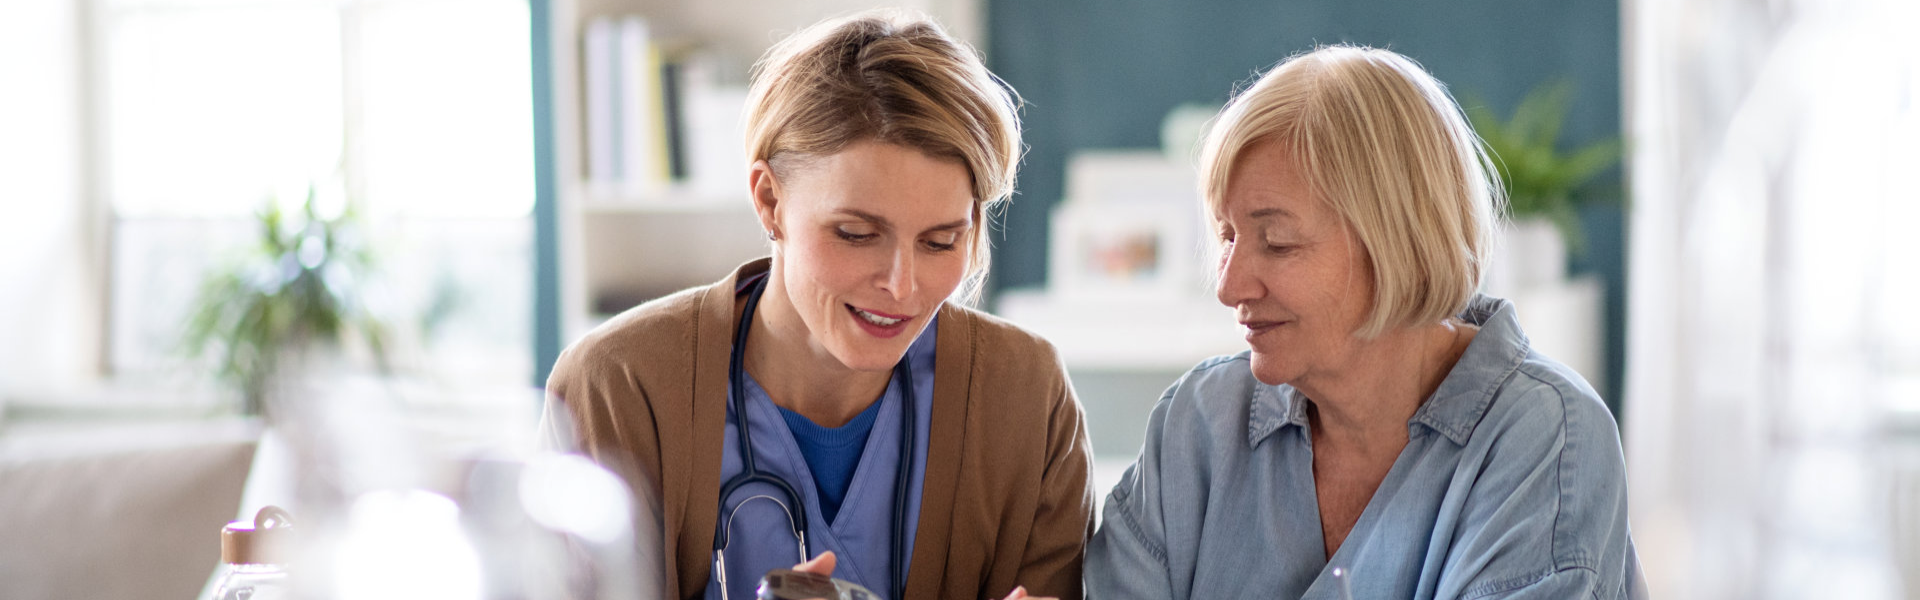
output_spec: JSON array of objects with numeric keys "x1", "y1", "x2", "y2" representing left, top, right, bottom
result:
[
  {"x1": 106, "y1": 4, "x2": 343, "y2": 217},
  {"x1": 360, "y1": 0, "x2": 534, "y2": 218},
  {"x1": 105, "y1": 0, "x2": 533, "y2": 219}
]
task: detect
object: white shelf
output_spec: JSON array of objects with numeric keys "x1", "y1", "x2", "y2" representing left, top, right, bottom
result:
[
  {"x1": 579, "y1": 181, "x2": 743, "y2": 210},
  {"x1": 995, "y1": 290, "x2": 1247, "y2": 372},
  {"x1": 549, "y1": 0, "x2": 981, "y2": 345}
]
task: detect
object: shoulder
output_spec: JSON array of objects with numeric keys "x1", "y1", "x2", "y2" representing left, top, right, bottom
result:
[
  {"x1": 548, "y1": 286, "x2": 706, "y2": 390},
  {"x1": 1478, "y1": 350, "x2": 1622, "y2": 456},
  {"x1": 945, "y1": 303, "x2": 1070, "y2": 389},
  {"x1": 1157, "y1": 353, "x2": 1264, "y2": 432},
  {"x1": 1465, "y1": 349, "x2": 1633, "y2": 573},
  {"x1": 1125, "y1": 352, "x2": 1268, "y2": 472}
]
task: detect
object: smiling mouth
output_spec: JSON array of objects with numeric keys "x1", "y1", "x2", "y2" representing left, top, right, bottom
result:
[{"x1": 848, "y1": 304, "x2": 909, "y2": 327}]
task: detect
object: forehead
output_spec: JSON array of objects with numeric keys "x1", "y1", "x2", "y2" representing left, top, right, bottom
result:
[
  {"x1": 1218, "y1": 141, "x2": 1332, "y2": 228},
  {"x1": 783, "y1": 140, "x2": 975, "y2": 221}
]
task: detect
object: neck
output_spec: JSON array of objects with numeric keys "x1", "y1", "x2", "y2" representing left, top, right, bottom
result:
[
  {"x1": 741, "y1": 271, "x2": 894, "y2": 428},
  {"x1": 1298, "y1": 319, "x2": 1476, "y2": 452}
]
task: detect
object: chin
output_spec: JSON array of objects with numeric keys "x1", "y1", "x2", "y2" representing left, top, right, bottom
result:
[
  {"x1": 1246, "y1": 352, "x2": 1298, "y2": 387},
  {"x1": 829, "y1": 339, "x2": 914, "y2": 372}
]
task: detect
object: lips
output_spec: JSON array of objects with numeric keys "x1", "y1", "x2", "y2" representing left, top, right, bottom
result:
[
  {"x1": 847, "y1": 304, "x2": 913, "y2": 339},
  {"x1": 1240, "y1": 320, "x2": 1287, "y2": 341}
]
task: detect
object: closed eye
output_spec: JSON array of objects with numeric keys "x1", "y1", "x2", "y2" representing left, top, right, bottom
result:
[{"x1": 836, "y1": 229, "x2": 878, "y2": 244}]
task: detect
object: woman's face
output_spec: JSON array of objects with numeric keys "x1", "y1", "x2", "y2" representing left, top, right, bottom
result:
[
  {"x1": 756, "y1": 140, "x2": 975, "y2": 373},
  {"x1": 1214, "y1": 140, "x2": 1375, "y2": 387}
]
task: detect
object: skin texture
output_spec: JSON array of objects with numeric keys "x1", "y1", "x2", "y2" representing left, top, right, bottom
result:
[
  {"x1": 1213, "y1": 140, "x2": 1478, "y2": 558},
  {"x1": 745, "y1": 139, "x2": 975, "y2": 428}
]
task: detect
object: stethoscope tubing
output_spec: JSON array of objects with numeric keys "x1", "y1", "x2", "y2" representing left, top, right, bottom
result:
[{"x1": 713, "y1": 274, "x2": 914, "y2": 600}]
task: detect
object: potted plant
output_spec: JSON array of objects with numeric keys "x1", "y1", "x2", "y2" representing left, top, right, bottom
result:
[
  {"x1": 1466, "y1": 80, "x2": 1621, "y2": 289},
  {"x1": 182, "y1": 184, "x2": 391, "y2": 416}
]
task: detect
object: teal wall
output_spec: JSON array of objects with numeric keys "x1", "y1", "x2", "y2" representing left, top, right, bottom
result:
[
  {"x1": 984, "y1": 0, "x2": 1627, "y2": 410},
  {"x1": 532, "y1": 0, "x2": 561, "y2": 387}
]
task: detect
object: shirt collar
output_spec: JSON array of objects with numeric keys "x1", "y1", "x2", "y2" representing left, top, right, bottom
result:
[
  {"x1": 1247, "y1": 367, "x2": 1310, "y2": 447},
  {"x1": 1245, "y1": 294, "x2": 1530, "y2": 448}
]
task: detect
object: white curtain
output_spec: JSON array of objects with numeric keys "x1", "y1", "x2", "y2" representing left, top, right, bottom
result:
[{"x1": 1624, "y1": 0, "x2": 1920, "y2": 598}]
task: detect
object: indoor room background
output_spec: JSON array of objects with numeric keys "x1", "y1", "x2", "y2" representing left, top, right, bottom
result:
[{"x1": 1, "y1": 0, "x2": 1914, "y2": 599}]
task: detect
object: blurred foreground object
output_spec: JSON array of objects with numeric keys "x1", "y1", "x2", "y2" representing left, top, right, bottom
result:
[
  {"x1": 201, "y1": 364, "x2": 663, "y2": 599},
  {"x1": 212, "y1": 506, "x2": 293, "y2": 600}
]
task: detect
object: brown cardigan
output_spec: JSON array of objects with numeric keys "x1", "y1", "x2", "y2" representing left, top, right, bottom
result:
[{"x1": 546, "y1": 259, "x2": 1095, "y2": 600}]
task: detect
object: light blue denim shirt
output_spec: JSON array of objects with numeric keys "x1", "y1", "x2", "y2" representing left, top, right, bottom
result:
[{"x1": 1086, "y1": 295, "x2": 1646, "y2": 599}]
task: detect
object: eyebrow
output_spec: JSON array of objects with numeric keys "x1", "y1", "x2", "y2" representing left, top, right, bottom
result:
[
  {"x1": 1248, "y1": 207, "x2": 1298, "y2": 220},
  {"x1": 836, "y1": 208, "x2": 972, "y2": 232}
]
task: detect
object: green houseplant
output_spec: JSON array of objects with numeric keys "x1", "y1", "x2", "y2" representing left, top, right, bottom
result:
[
  {"x1": 183, "y1": 185, "x2": 390, "y2": 416},
  {"x1": 1466, "y1": 80, "x2": 1623, "y2": 251}
]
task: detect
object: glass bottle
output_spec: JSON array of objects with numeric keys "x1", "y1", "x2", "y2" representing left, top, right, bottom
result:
[{"x1": 212, "y1": 506, "x2": 293, "y2": 600}]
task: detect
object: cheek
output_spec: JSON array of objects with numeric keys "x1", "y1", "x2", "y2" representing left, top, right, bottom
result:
[
  {"x1": 783, "y1": 238, "x2": 860, "y2": 299},
  {"x1": 922, "y1": 247, "x2": 975, "y2": 301}
]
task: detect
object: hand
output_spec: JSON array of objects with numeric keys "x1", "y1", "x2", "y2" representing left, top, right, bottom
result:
[
  {"x1": 1001, "y1": 586, "x2": 1057, "y2": 600},
  {"x1": 791, "y1": 551, "x2": 837, "y2": 576},
  {"x1": 790, "y1": 553, "x2": 1053, "y2": 600}
]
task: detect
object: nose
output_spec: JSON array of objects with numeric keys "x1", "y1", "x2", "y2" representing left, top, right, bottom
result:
[
  {"x1": 1215, "y1": 242, "x2": 1262, "y2": 309},
  {"x1": 881, "y1": 243, "x2": 916, "y2": 302}
]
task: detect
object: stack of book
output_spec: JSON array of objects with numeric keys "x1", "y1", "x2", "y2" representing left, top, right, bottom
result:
[{"x1": 581, "y1": 16, "x2": 747, "y2": 199}]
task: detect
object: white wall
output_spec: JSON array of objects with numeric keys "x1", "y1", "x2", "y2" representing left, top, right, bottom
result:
[{"x1": 0, "y1": 0, "x2": 103, "y2": 397}]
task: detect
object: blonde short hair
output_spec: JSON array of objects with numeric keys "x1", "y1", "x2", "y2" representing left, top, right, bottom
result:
[
  {"x1": 744, "y1": 9, "x2": 1022, "y2": 298},
  {"x1": 1199, "y1": 45, "x2": 1502, "y2": 338}
]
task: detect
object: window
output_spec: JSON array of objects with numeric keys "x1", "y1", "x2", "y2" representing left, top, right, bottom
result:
[{"x1": 102, "y1": 0, "x2": 535, "y2": 391}]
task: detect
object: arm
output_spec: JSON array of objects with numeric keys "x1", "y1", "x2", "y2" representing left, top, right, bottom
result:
[
  {"x1": 542, "y1": 346, "x2": 676, "y2": 598},
  {"x1": 1084, "y1": 389, "x2": 1178, "y2": 600},
  {"x1": 543, "y1": 346, "x2": 659, "y2": 475},
  {"x1": 1440, "y1": 376, "x2": 1643, "y2": 600},
  {"x1": 1013, "y1": 371, "x2": 1099, "y2": 600}
]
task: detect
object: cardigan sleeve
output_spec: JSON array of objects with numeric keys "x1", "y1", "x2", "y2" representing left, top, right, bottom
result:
[
  {"x1": 544, "y1": 343, "x2": 658, "y2": 474},
  {"x1": 1012, "y1": 354, "x2": 1098, "y2": 600},
  {"x1": 542, "y1": 342, "x2": 677, "y2": 599}
]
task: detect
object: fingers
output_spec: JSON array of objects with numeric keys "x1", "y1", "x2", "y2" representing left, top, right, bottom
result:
[
  {"x1": 792, "y1": 550, "x2": 837, "y2": 575},
  {"x1": 1002, "y1": 586, "x2": 1058, "y2": 600}
]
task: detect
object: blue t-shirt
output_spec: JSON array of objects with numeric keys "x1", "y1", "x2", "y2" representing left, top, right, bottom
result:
[{"x1": 777, "y1": 398, "x2": 883, "y2": 523}]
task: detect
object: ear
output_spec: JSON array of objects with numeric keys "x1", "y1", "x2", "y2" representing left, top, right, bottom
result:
[{"x1": 748, "y1": 160, "x2": 783, "y2": 240}]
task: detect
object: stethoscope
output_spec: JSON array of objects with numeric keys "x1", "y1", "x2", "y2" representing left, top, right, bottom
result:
[{"x1": 713, "y1": 274, "x2": 915, "y2": 600}]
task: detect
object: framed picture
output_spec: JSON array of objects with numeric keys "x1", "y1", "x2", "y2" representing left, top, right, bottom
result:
[{"x1": 1048, "y1": 199, "x2": 1204, "y2": 299}]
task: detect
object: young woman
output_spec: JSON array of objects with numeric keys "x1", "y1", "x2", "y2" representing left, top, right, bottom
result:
[{"x1": 546, "y1": 10, "x2": 1093, "y2": 600}]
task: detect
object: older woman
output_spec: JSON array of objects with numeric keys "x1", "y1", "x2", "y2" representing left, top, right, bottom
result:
[
  {"x1": 1084, "y1": 46, "x2": 1645, "y2": 599},
  {"x1": 546, "y1": 10, "x2": 1092, "y2": 600}
]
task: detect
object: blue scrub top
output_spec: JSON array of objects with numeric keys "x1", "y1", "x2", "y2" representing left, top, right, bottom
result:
[{"x1": 707, "y1": 316, "x2": 936, "y2": 600}]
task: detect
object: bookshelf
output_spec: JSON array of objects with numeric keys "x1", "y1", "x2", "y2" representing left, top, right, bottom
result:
[{"x1": 540, "y1": 0, "x2": 985, "y2": 344}]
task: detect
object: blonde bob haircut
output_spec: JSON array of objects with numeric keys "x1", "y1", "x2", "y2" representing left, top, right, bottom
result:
[
  {"x1": 1199, "y1": 45, "x2": 1502, "y2": 339},
  {"x1": 744, "y1": 9, "x2": 1022, "y2": 301}
]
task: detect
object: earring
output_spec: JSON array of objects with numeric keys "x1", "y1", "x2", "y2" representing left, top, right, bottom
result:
[{"x1": 766, "y1": 230, "x2": 778, "y2": 241}]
